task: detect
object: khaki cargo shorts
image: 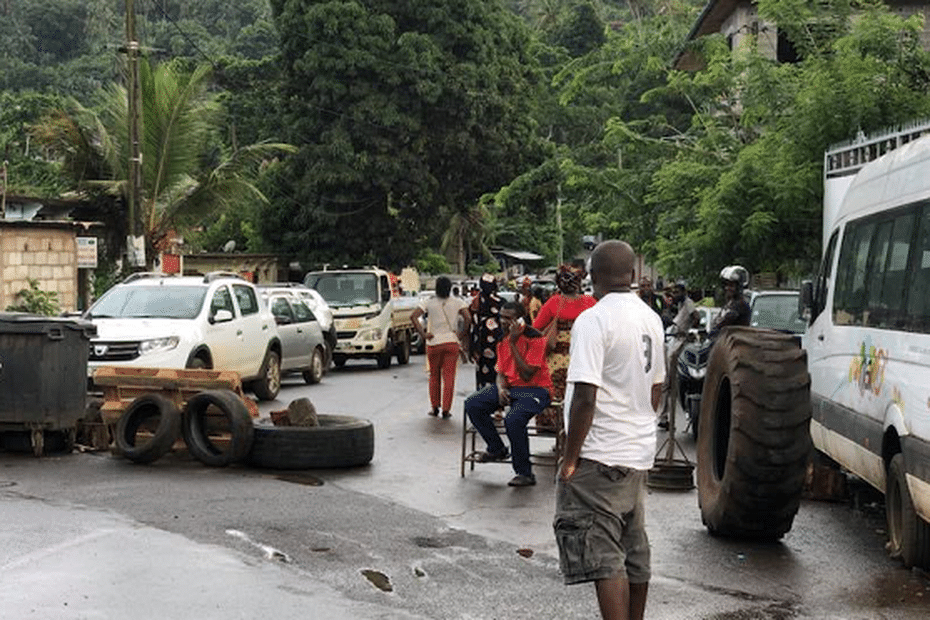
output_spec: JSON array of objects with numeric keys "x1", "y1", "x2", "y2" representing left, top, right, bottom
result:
[{"x1": 553, "y1": 458, "x2": 650, "y2": 585}]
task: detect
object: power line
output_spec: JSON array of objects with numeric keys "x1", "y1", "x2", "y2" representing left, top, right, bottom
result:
[{"x1": 144, "y1": 0, "x2": 220, "y2": 69}]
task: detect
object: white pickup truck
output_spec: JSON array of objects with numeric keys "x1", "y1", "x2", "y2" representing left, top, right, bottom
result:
[{"x1": 303, "y1": 268, "x2": 416, "y2": 369}]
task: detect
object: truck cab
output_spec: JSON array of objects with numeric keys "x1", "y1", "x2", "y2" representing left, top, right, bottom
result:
[{"x1": 304, "y1": 268, "x2": 414, "y2": 369}]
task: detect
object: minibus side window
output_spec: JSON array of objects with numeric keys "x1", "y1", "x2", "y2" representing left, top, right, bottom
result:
[
  {"x1": 865, "y1": 220, "x2": 893, "y2": 327},
  {"x1": 834, "y1": 221, "x2": 874, "y2": 326},
  {"x1": 882, "y1": 212, "x2": 916, "y2": 329},
  {"x1": 812, "y1": 230, "x2": 838, "y2": 322},
  {"x1": 907, "y1": 208, "x2": 930, "y2": 333}
]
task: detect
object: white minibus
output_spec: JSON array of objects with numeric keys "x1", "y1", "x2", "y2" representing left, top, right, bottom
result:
[{"x1": 804, "y1": 135, "x2": 930, "y2": 568}]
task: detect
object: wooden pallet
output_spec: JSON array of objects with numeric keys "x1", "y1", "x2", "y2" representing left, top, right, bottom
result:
[{"x1": 93, "y1": 366, "x2": 260, "y2": 425}]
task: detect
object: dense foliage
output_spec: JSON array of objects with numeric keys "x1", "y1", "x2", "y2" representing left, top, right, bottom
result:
[{"x1": 3, "y1": 0, "x2": 930, "y2": 284}]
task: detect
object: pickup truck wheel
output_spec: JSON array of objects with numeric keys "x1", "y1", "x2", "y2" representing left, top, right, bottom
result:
[
  {"x1": 187, "y1": 356, "x2": 210, "y2": 370},
  {"x1": 115, "y1": 394, "x2": 181, "y2": 464},
  {"x1": 396, "y1": 332, "x2": 411, "y2": 365},
  {"x1": 248, "y1": 415, "x2": 374, "y2": 469},
  {"x1": 377, "y1": 348, "x2": 392, "y2": 369},
  {"x1": 886, "y1": 453, "x2": 930, "y2": 568},
  {"x1": 302, "y1": 347, "x2": 325, "y2": 385},
  {"x1": 696, "y1": 327, "x2": 811, "y2": 540},
  {"x1": 252, "y1": 350, "x2": 281, "y2": 401},
  {"x1": 182, "y1": 389, "x2": 255, "y2": 467}
]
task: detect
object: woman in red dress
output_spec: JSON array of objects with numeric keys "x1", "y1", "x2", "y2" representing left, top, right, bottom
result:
[{"x1": 532, "y1": 263, "x2": 596, "y2": 428}]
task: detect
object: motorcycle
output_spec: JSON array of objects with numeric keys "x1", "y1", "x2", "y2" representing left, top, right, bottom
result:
[{"x1": 675, "y1": 329, "x2": 714, "y2": 439}]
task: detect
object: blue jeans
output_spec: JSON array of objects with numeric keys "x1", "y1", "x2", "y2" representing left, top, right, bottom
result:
[{"x1": 465, "y1": 384, "x2": 551, "y2": 477}]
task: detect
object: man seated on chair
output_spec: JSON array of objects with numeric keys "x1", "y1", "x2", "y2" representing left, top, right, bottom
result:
[{"x1": 465, "y1": 301, "x2": 552, "y2": 487}]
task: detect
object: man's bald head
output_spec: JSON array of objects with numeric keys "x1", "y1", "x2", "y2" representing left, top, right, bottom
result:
[{"x1": 590, "y1": 240, "x2": 636, "y2": 299}]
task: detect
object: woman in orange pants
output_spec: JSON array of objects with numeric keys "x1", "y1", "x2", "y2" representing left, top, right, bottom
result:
[{"x1": 411, "y1": 277, "x2": 471, "y2": 418}]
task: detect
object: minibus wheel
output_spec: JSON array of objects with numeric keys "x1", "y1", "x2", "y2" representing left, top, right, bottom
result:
[{"x1": 886, "y1": 453, "x2": 930, "y2": 569}]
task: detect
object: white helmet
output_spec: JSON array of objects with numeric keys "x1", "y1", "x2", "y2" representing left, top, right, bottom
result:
[{"x1": 720, "y1": 265, "x2": 749, "y2": 288}]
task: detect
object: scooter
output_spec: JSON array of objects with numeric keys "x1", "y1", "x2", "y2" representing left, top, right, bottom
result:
[{"x1": 676, "y1": 330, "x2": 713, "y2": 439}]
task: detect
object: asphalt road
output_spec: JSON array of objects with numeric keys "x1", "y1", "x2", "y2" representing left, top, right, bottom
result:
[{"x1": 1, "y1": 354, "x2": 929, "y2": 619}]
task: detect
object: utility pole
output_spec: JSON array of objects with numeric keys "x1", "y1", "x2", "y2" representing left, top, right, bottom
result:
[
  {"x1": 556, "y1": 184, "x2": 564, "y2": 266},
  {"x1": 125, "y1": 0, "x2": 144, "y2": 267},
  {"x1": 1, "y1": 160, "x2": 7, "y2": 219}
]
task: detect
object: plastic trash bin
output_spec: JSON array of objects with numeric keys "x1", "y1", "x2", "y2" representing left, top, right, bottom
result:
[{"x1": 0, "y1": 313, "x2": 96, "y2": 455}]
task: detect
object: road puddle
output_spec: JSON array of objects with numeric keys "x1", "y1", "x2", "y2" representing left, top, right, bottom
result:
[
  {"x1": 854, "y1": 567, "x2": 930, "y2": 610},
  {"x1": 361, "y1": 569, "x2": 392, "y2": 592},
  {"x1": 274, "y1": 473, "x2": 324, "y2": 486}
]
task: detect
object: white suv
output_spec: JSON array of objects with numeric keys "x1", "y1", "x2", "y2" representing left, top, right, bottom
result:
[{"x1": 85, "y1": 272, "x2": 283, "y2": 400}]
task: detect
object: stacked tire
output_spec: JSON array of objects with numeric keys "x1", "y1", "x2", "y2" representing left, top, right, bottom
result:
[
  {"x1": 248, "y1": 415, "x2": 374, "y2": 470},
  {"x1": 114, "y1": 391, "x2": 375, "y2": 471},
  {"x1": 115, "y1": 389, "x2": 254, "y2": 467}
]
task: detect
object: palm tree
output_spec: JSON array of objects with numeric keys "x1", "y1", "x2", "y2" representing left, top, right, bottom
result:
[
  {"x1": 32, "y1": 58, "x2": 294, "y2": 267},
  {"x1": 440, "y1": 202, "x2": 496, "y2": 275}
]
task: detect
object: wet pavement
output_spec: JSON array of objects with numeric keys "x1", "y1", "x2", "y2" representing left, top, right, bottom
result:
[{"x1": 1, "y1": 357, "x2": 930, "y2": 618}]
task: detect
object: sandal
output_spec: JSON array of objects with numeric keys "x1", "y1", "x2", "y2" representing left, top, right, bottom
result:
[{"x1": 477, "y1": 448, "x2": 509, "y2": 463}]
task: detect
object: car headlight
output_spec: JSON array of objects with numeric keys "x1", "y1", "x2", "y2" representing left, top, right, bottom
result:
[
  {"x1": 139, "y1": 336, "x2": 181, "y2": 355},
  {"x1": 356, "y1": 328, "x2": 382, "y2": 342}
]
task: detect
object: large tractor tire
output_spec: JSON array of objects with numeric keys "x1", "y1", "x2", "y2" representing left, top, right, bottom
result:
[{"x1": 696, "y1": 327, "x2": 812, "y2": 540}]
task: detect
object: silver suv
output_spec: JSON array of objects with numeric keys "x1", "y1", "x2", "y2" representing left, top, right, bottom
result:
[
  {"x1": 85, "y1": 272, "x2": 283, "y2": 400},
  {"x1": 259, "y1": 283, "x2": 336, "y2": 367}
]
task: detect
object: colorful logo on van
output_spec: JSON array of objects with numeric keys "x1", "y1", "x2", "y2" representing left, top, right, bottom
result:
[{"x1": 849, "y1": 340, "x2": 887, "y2": 397}]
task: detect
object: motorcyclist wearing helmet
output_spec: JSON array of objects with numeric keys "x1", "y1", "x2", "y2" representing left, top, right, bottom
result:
[{"x1": 710, "y1": 265, "x2": 751, "y2": 338}]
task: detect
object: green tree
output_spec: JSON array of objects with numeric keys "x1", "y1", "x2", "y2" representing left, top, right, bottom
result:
[
  {"x1": 266, "y1": 0, "x2": 545, "y2": 268},
  {"x1": 32, "y1": 58, "x2": 295, "y2": 266},
  {"x1": 644, "y1": 4, "x2": 930, "y2": 285},
  {"x1": 440, "y1": 201, "x2": 497, "y2": 274},
  {"x1": 495, "y1": 5, "x2": 696, "y2": 264},
  {"x1": 546, "y1": 2, "x2": 606, "y2": 57},
  {"x1": 0, "y1": 91, "x2": 68, "y2": 196},
  {"x1": 22, "y1": 0, "x2": 89, "y2": 63}
]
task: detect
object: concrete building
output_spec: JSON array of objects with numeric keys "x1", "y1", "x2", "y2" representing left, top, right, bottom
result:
[
  {"x1": 675, "y1": 0, "x2": 930, "y2": 70},
  {"x1": 0, "y1": 220, "x2": 91, "y2": 312}
]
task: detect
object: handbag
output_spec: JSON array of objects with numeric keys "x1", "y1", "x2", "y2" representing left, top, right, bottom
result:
[{"x1": 543, "y1": 296, "x2": 566, "y2": 354}]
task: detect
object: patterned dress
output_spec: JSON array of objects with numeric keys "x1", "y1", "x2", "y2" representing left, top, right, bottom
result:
[
  {"x1": 532, "y1": 293, "x2": 597, "y2": 428},
  {"x1": 469, "y1": 278, "x2": 503, "y2": 390}
]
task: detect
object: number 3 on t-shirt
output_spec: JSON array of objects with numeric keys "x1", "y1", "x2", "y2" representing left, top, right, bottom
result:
[{"x1": 642, "y1": 334, "x2": 652, "y2": 373}]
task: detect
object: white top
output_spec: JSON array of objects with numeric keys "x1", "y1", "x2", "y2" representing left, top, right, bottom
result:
[
  {"x1": 673, "y1": 296, "x2": 696, "y2": 334},
  {"x1": 420, "y1": 295, "x2": 467, "y2": 346},
  {"x1": 564, "y1": 292, "x2": 666, "y2": 470}
]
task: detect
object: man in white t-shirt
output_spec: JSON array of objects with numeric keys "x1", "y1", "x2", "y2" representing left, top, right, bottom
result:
[{"x1": 554, "y1": 240, "x2": 665, "y2": 620}]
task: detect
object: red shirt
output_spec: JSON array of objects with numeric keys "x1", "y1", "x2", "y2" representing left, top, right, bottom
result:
[
  {"x1": 496, "y1": 334, "x2": 552, "y2": 392},
  {"x1": 532, "y1": 293, "x2": 597, "y2": 329}
]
